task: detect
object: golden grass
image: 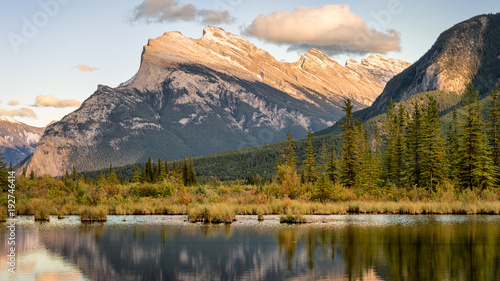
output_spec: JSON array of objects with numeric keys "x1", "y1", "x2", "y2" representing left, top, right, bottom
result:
[{"x1": 80, "y1": 206, "x2": 108, "y2": 222}]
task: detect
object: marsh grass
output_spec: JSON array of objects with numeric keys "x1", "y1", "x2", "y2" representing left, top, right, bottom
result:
[
  {"x1": 81, "y1": 206, "x2": 108, "y2": 222},
  {"x1": 188, "y1": 204, "x2": 236, "y2": 223}
]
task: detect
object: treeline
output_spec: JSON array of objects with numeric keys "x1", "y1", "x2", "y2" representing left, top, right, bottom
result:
[{"x1": 276, "y1": 84, "x2": 499, "y2": 201}]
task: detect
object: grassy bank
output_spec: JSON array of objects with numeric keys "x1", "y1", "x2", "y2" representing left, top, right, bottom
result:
[{"x1": 1, "y1": 175, "x2": 499, "y2": 223}]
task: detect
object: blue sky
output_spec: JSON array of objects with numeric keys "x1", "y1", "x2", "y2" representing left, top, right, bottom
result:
[{"x1": 1, "y1": 0, "x2": 499, "y2": 127}]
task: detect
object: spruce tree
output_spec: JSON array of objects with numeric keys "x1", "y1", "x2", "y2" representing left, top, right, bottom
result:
[
  {"x1": 303, "y1": 130, "x2": 318, "y2": 183},
  {"x1": 406, "y1": 102, "x2": 424, "y2": 188},
  {"x1": 487, "y1": 85, "x2": 500, "y2": 184},
  {"x1": 446, "y1": 107, "x2": 461, "y2": 183},
  {"x1": 326, "y1": 145, "x2": 339, "y2": 184},
  {"x1": 157, "y1": 157, "x2": 166, "y2": 182},
  {"x1": 72, "y1": 167, "x2": 78, "y2": 182},
  {"x1": 319, "y1": 139, "x2": 328, "y2": 174},
  {"x1": 107, "y1": 165, "x2": 118, "y2": 185},
  {"x1": 394, "y1": 105, "x2": 407, "y2": 187},
  {"x1": 421, "y1": 96, "x2": 446, "y2": 191},
  {"x1": 382, "y1": 99, "x2": 398, "y2": 185},
  {"x1": 340, "y1": 99, "x2": 359, "y2": 188},
  {"x1": 188, "y1": 157, "x2": 197, "y2": 186},
  {"x1": 145, "y1": 157, "x2": 154, "y2": 182},
  {"x1": 458, "y1": 84, "x2": 494, "y2": 191},
  {"x1": 277, "y1": 131, "x2": 297, "y2": 170}
]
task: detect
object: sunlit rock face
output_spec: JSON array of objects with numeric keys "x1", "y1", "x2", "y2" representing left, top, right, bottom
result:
[
  {"x1": 370, "y1": 14, "x2": 500, "y2": 116},
  {"x1": 22, "y1": 27, "x2": 409, "y2": 176}
]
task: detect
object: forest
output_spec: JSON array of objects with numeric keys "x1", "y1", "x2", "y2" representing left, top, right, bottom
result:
[{"x1": 1, "y1": 83, "x2": 499, "y2": 223}]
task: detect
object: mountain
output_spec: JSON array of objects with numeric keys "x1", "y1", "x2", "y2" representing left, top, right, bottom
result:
[
  {"x1": 0, "y1": 117, "x2": 45, "y2": 165},
  {"x1": 360, "y1": 13, "x2": 500, "y2": 120},
  {"x1": 21, "y1": 26, "x2": 409, "y2": 176}
]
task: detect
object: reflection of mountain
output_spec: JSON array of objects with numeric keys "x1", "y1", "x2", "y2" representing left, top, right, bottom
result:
[{"x1": 3, "y1": 216, "x2": 498, "y2": 281}]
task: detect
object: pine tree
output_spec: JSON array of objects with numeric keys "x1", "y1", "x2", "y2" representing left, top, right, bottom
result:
[
  {"x1": 340, "y1": 99, "x2": 359, "y2": 188},
  {"x1": 458, "y1": 84, "x2": 494, "y2": 191},
  {"x1": 313, "y1": 173, "x2": 334, "y2": 202},
  {"x1": 361, "y1": 128, "x2": 378, "y2": 190},
  {"x1": 406, "y1": 102, "x2": 424, "y2": 188},
  {"x1": 421, "y1": 96, "x2": 446, "y2": 191},
  {"x1": 303, "y1": 130, "x2": 318, "y2": 183},
  {"x1": 446, "y1": 107, "x2": 461, "y2": 183}
]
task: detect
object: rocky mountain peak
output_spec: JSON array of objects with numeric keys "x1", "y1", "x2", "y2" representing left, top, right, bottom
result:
[{"x1": 20, "y1": 27, "x2": 410, "y2": 176}]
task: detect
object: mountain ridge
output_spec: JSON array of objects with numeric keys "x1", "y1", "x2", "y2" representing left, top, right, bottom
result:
[{"x1": 20, "y1": 26, "x2": 409, "y2": 176}]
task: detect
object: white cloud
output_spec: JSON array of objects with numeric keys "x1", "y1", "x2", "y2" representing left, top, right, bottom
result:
[
  {"x1": 132, "y1": 0, "x2": 232, "y2": 24},
  {"x1": 0, "y1": 108, "x2": 37, "y2": 119},
  {"x1": 35, "y1": 95, "x2": 81, "y2": 108},
  {"x1": 8, "y1": 100, "x2": 19, "y2": 106},
  {"x1": 243, "y1": 5, "x2": 401, "y2": 56},
  {"x1": 74, "y1": 64, "x2": 99, "y2": 72}
]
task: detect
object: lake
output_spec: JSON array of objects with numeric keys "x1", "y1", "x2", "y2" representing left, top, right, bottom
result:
[{"x1": 1, "y1": 215, "x2": 499, "y2": 280}]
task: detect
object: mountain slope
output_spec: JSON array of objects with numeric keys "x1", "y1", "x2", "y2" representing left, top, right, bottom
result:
[
  {"x1": 358, "y1": 13, "x2": 500, "y2": 120},
  {"x1": 21, "y1": 26, "x2": 409, "y2": 176},
  {"x1": 0, "y1": 117, "x2": 45, "y2": 165}
]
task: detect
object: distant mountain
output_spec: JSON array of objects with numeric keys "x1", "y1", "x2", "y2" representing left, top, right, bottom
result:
[
  {"x1": 359, "y1": 13, "x2": 500, "y2": 120},
  {"x1": 21, "y1": 26, "x2": 409, "y2": 176},
  {"x1": 0, "y1": 117, "x2": 45, "y2": 165}
]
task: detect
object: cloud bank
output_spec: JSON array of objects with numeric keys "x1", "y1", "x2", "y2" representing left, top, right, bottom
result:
[
  {"x1": 35, "y1": 95, "x2": 81, "y2": 108},
  {"x1": 74, "y1": 64, "x2": 99, "y2": 72},
  {"x1": 132, "y1": 0, "x2": 232, "y2": 24},
  {"x1": 8, "y1": 100, "x2": 19, "y2": 106},
  {"x1": 0, "y1": 108, "x2": 37, "y2": 119},
  {"x1": 243, "y1": 5, "x2": 401, "y2": 56}
]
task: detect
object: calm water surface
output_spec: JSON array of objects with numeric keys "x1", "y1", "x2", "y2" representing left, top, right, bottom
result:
[{"x1": 1, "y1": 215, "x2": 499, "y2": 281}]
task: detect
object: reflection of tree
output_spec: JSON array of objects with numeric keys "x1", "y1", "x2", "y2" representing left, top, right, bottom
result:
[
  {"x1": 278, "y1": 227, "x2": 299, "y2": 271},
  {"x1": 11, "y1": 216, "x2": 500, "y2": 281}
]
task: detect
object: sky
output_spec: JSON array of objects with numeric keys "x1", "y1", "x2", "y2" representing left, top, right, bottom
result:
[{"x1": 0, "y1": 0, "x2": 499, "y2": 127}]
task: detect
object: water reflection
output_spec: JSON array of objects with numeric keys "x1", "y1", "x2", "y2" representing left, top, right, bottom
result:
[{"x1": 0, "y1": 215, "x2": 499, "y2": 280}]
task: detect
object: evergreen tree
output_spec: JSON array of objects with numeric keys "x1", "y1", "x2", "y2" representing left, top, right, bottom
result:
[
  {"x1": 382, "y1": 99, "x2": 398, "y2": 185},
  {"x1": 71, "y1": 167, "x2": 78, "y2": 182},
  {"x1": 277, "y1": 131, "x2": 297, "y2": 170},
  {"x1": 360, "y1": 128, "x2": 378, "y2": 190},
  {"x1": 164, "y1": 157, "x2": 169, "y2": 176},
  {"x1": 458, "y1": 84, "x2": 494, "y2": 191},
  {"x1": 421, "y1": 96, "x2": 446, "y2": 191},
  {"x1": 406, "y1": 102, "x2": 424, "y2": 188},
  {"x1": 313, "y1": 173, "x2": 334, "y2": 202},
  {"x1": 157, "y1": 157, "x2": 166, "y2": 182},
  {"x1": 145, "y1": 157, "x2": 153, "y2": 182},
  {"x1": 302, "y1": 130, "x2": 318, "y2": 183},
  {"x1": 319, "y1": 139, "x2": 328, "y2": 174},
  {"x1": 394, "y1": 104, "x2": 407, "y2": 187},
  {"x1": 132, "y1": 167, "x2": 141, "y2": 183},
  {"x1": 446, "y1": 107, "x2": 461, "y2": 183},
  {"x1": 107, "y1": 165, "x2": 118, "y2": 185},
  {"x1": 340, "y1": 99, "x2": 359, "y2": 188},
  {"x1": 29, "y1": 170, "x2": 36, "y2": 180},
  {"x1": 487, "y1": 85, "x2": 500, "y2": 184},
  {"x1": 326, "y1": 145, "x2": 339, "y2": 184}
]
